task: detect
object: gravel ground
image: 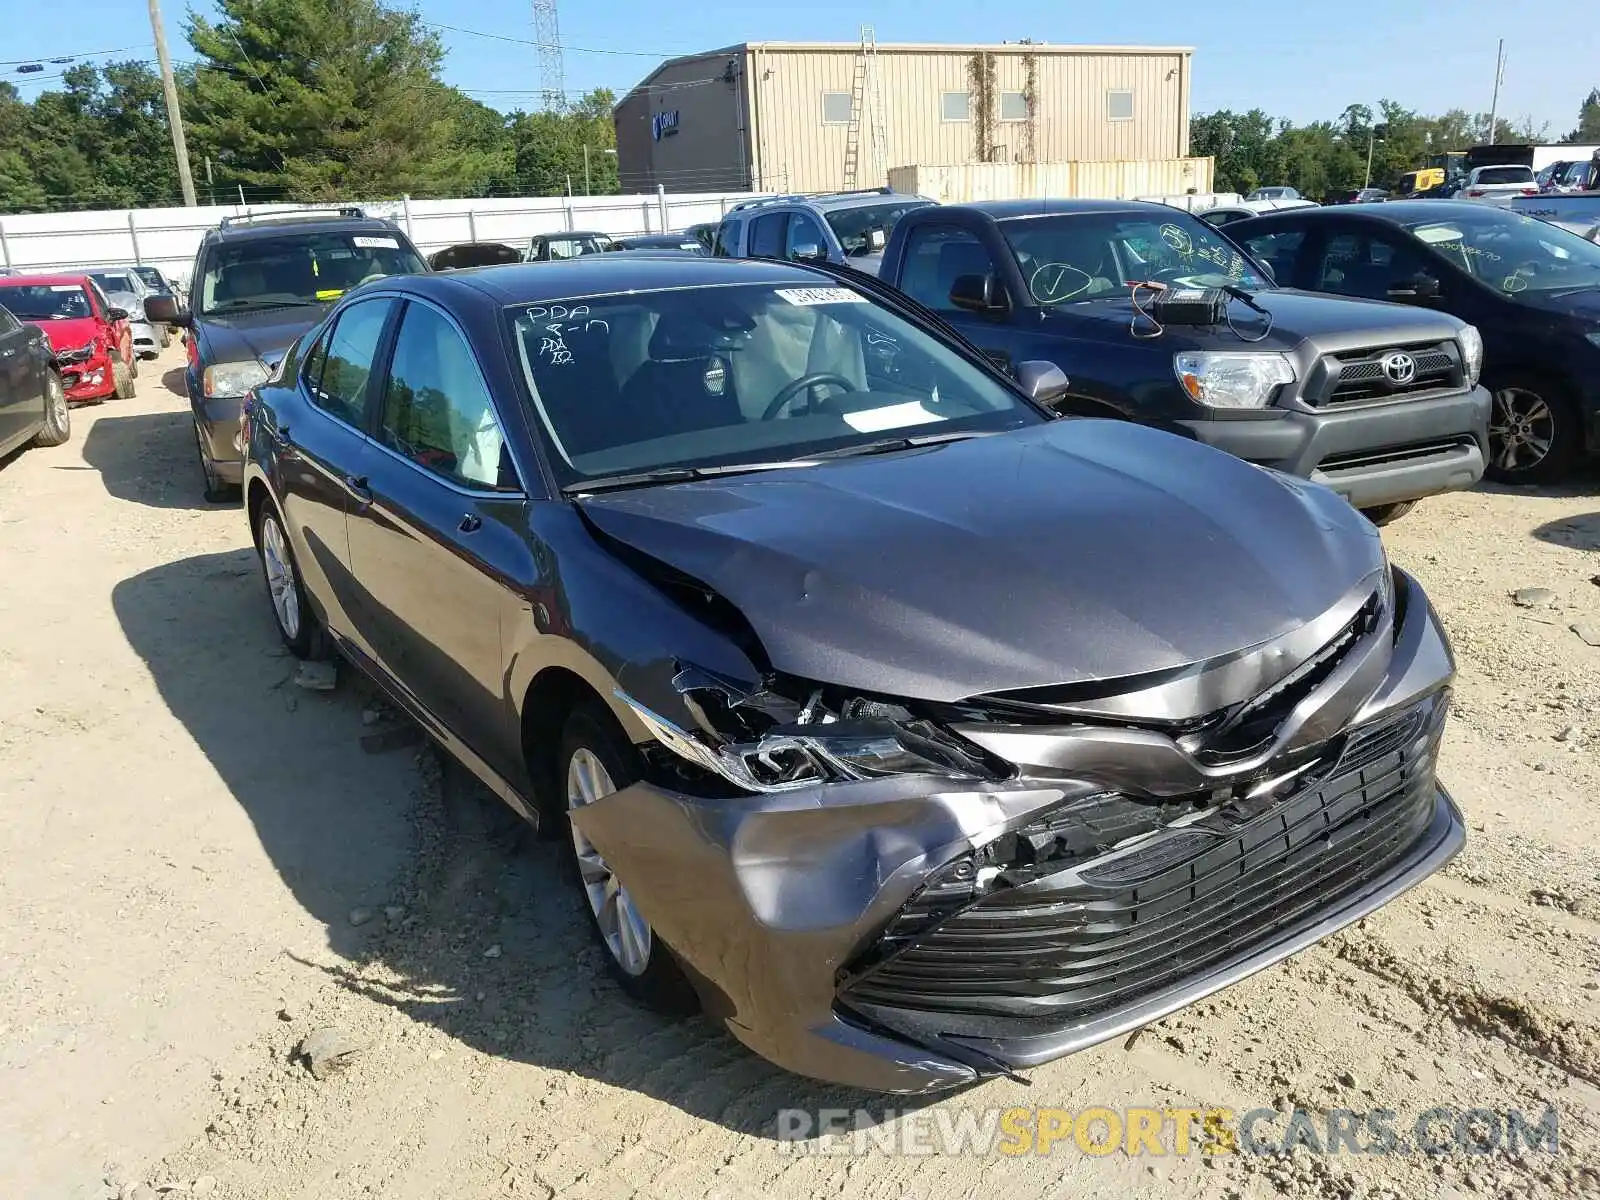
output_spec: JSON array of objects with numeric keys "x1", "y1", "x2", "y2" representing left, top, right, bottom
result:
[{"x1": 2, "y1": 345, "x2": 1597, "y2": 1200}]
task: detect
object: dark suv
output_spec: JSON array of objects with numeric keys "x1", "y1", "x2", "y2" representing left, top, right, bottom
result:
[{"x1": 145, "y1": 206, "x2": 428, "y2": 500}]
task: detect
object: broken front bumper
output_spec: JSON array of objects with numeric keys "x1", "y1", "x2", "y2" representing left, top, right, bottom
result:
[{"x1": 571, "y1": 569, "x2": 1464, "y2": 1093}]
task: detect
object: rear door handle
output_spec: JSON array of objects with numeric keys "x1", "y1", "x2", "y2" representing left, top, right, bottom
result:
[
  {"x1": 458, "y1": 513, "x2": 482, "y2": 534},
  {"x1": 343, "y1": 474, "x2": 372, "y2": 504}
]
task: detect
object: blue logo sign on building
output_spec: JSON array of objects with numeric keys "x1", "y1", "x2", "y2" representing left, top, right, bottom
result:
[{"x1": 652, "y1": 110, "x2": 680, "y2": 140}]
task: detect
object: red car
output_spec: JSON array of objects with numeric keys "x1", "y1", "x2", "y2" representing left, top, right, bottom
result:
[{"x1": 0, "y1": 275, "x2": 137, "y2": 402}]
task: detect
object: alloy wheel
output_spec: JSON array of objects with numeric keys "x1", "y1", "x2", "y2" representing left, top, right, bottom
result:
[
  {"x1": 259, "y1": 514, "x2": 301, "y2": 641},
  {"x1": 47, "y1": 374, "x2": 67, "y2": 428},
  {"x1": 566, "y1": 748, "x2": 652, "y2": 976},
  {"x1": 1488, "y1": 387, "x2": 1555, "y2": 474}
]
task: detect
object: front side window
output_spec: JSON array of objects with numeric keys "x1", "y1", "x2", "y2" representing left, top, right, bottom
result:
[
  {"x1": 824, "y1": 200, "x2": 936, "y2": 258},
  {"x1": 941, "y1": 92, "x2": 970, "y2": 122},
  {"x1": 133, "y1": 266, "x2": 167, "y2": 291},
  {"x1": 507, "y1": 283, "x2": 1042, "y2": 483},
  {"x1": 0, "y1": 304, "x2": 19, "y2": 334},
  {"x1": 196, "y1": 231, "x2": 425, "y2": 316},
  {"x1": 821, "y1": 91, "x2": 853, "y2": 124},
  {"x1": 999, "y1": 211, "x2": 1272, "y2": 303},
  {"x1": 1404, "y1": 208, "x2": 1600, "y2": 294},
  {"x1": 1238, "y1": 228, "x2": 1306, "y2": 283},
  {"x1": 0, "y1": 284, "x2": 92, "y2": 321},
  {"x1": 380, "y1": 303, "x2": 512, "y2": 489},
  {"x1": 1312, "y1": 232, "x2": 1427, "y2": 301},
  {"x1": 784, "y1": 213, "x2": 828, "y2": 261},
  {"x1": 310, "y1": 298, "x2": 394, "y2": 426},
  {"x1": 897, "y1": 226, "x2": 999, "y2": 310},
  {"x1": 89, "y1": 271, "x2": 140, "y2": 296},
  {"x1": 712, "y1": 218, "x2": 743, "y2": 257}
]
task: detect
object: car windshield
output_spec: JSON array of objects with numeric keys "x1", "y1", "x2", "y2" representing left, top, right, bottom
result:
[
  {"x1": 1475, "y1": 166, "x2": 1534, "y2": 184},
  {"x1": 0, "y1": 283, "x2": 92, "y2": 320},
  {"x1": 1000, "y1": 211, "x2": 1272, "y2": 303},
  {"x1": 1405, "y1": 208, "x2": 1600, "y2": 294},
  {"x1": 196, "y1": 231, "x2": 425, "y2": 315},
  {"x1": 508, "y1": 281, "x2": 1042, "y2": 483},
  {"x1": 825, "y1": 200, "x2": 935, "y2": 257},
  {"x1": 89, "y1": 271, "x2": 140, "y2": 296}
]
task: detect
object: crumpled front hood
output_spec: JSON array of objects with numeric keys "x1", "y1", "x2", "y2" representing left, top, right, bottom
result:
[
  {"x1": 26, "y1": 317, "x2": 101, "y2": 354},
  {"x1": 198, "y1": 306, "x2": 324, "y2": 369},
  {"x1": 578, "y1": 419, "x2": 1385, "y2": 702}
]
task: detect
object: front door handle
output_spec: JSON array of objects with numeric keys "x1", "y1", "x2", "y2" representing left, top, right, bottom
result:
[
  {"x1": 458, "y1": 513, "x2": 482, "y2": 534},
  {"x1": 343, "y1": 474, "x2": 372, "y2": 504}
]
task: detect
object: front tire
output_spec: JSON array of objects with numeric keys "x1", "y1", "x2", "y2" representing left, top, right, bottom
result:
[
  {"x1": 32, "y1": 372, "x2": 70, "y2": 447},
  {"x1": 559, "y1": 706, "x2": 698, "y2": 1015},
  {"x1": 254, "y1": 502, "x2": 319, "y2": 659},
  {"x1": 111, "y1": 354, "x2": 135, "y2": 399},
  {"x1": 1485, "y1": 377, "x2": 1581, "y2": 484},
  {"x1": 1361, "y1": 500, "x2": 1415, "y2": 527}
]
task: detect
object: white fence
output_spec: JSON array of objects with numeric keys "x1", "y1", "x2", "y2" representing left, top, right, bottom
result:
[{"x1": 0, "y1": 190, "x2": 765, "y2": 284}]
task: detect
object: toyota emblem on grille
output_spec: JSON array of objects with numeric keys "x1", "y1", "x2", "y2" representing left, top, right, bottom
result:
[{"x1": 1381, "y1": 351, "x2": 1417, "y2": 385}]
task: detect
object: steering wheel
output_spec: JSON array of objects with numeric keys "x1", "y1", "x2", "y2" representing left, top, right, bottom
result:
[{"x1": 761, "y1": 374, "x2": 858, "y2": 421}]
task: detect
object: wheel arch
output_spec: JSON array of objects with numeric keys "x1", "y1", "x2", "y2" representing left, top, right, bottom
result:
[{"x1": 519, "y1": 665, "x2": 622, "y2": 832}]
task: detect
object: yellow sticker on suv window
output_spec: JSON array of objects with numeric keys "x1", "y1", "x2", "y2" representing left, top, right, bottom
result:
[{"x1": 315, "y1": 288, "x2": 345, "y2": 301}]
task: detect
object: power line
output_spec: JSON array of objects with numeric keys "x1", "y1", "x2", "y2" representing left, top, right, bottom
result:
[
  {"x1": 420, "y1": 19, "x2": 682, "y2": 58},
  {"x1": 1, "y1": 43, "x2": 152, "y2": 67}
]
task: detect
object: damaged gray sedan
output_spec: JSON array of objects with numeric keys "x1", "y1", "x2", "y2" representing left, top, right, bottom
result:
[{"x1": 241, "y1": 256, "x2": 1465, "y2": 1094}]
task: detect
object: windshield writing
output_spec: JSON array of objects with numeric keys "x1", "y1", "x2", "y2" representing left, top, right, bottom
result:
[
  {"x1": 1407, "y1": 209, "x2": 1600, "y2": 293},
  {"x1": 0, "y1": 284, "x2": 92, "y2": 320},
  {"x1": 507, "y1": 282, "x2": 1040, "y2": 483}
]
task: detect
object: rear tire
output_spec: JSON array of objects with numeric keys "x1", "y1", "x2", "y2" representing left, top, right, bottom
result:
[
  {"x1": 1361, "y1": 500, "x2": 1415, "y2": 527},
  {"x1": 559, "y1": 705, "x2": 699, "y2": 1016},
  {"x1": 1484, "y1": 376, "x2": 1581, "y2": 485},
  {"x1": 32, "y1": 372, "x2": 70, "y2": 447},
  {"x1": 112, "y1": 355, "x2": 135, "y2": 399}
]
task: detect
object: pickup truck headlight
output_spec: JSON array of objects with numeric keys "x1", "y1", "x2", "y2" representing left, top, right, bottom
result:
[
  {"x1": 1174, "y1": 351, "x2": 1296, "y2": 409},
  {"x1": 1457, "y1": 324, "x2": 1483, "y2": 387},
  {"x1": 203, "y1": 360, "x2": 270, "y2": 399}
]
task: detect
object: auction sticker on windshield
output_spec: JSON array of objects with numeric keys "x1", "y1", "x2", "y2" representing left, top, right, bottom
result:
[
  {"x1": 352, "y1": 236, "x2": 399, "y2": 249},
  {"x1": 776, "y1": 287, "x2": 868, "y2": 306}
]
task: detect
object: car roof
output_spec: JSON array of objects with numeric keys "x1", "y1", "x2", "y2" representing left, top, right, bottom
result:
[
  {"x1": 206, "y1": 215, "x2": 405, "y2": 244},
  {"x1": 538, "y1": 230, "x2": 609, "y2": 239},
  {"x1": 949, "y1": 198, "x2": 1162, "y2": 220},
  {"x1": 0, "y1": 273, "x2": 94, "y2": 287},
  {"x1": 382, "y1": 255, "x2": 833, "y2": 305},
  {"x1": 1244, "y1": 199, "x2": 1507, "y2": 225}
]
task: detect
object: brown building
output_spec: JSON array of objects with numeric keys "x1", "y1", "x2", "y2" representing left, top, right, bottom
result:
[{"x1": 613, "y1": 40, "x2": 1194, "y2": 195}]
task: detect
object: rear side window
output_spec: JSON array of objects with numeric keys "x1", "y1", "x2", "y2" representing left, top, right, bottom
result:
[
  {"x1": 712, "y1": 218, "x2": 742, "y2": 257},
  {"x1": 749, "y1": 214, "x2": 787, "y2": 258},
  {"x1": 309, "y1": 297, "x2": 394, "y2": 427}
]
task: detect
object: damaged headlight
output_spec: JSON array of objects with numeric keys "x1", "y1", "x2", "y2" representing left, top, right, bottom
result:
[{"x1": 616, "y1": 668, "x2": 999, "y2": 794}]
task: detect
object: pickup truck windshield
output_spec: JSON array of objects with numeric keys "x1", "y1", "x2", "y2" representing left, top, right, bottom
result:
[
  {"x1": 197, "y1": 232, "x2": 425, "y2": 315},
  {"x1": 508, "y1": 281, "x2": 1040, "y2": 483},
  {"x1": 826, "y1": 201, "x2": 936, "y2": 258},
  {"x1": 1405, "y1": 208, "x2": 1600, "y2": 293},
  {"x1": 999, "y1": 212, "x2": 1272, "y2": 303}
]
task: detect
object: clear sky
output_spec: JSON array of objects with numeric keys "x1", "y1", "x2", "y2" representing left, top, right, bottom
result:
[{"x1": 3, "y1": 0, "x2": 1586, "y2": 138}]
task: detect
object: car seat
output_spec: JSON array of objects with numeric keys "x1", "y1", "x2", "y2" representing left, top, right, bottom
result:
[{"x1": 619, "y1": 308, "x2": 745, "y2": 442}]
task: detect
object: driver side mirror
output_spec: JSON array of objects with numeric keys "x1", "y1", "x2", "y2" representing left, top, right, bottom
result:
[
  {"x1": 790, "y1": 243, "x2": 827, "y2": 264},
  {"x1": 1386, "y1": 273, "x2": 1441, "y2": 301},
  {"x1": 144, "y1": 294, "x2": 191, "y2": 326},
  {"x1": 950, "y1": 272, "x2": 1009, "y2": 316},
  {"x1": 1016, "y1": 360, "x2": 1070, "y2": 406},
  {"x1": 106, "y1": 306, "x2": 129, "y2": 322}
]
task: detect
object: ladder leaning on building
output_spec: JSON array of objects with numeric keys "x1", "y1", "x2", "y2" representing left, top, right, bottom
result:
[{"x1": 842, "y1": 26, "x2": 889, "y2": 189}]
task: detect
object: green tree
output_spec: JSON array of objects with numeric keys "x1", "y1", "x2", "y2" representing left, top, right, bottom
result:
[
  {"x1": 509, "y1": 88, "x2": 619, "y2": 197},
  {"x1": 1564, "y1": 89, "x2": 1600, "y2": 143}
]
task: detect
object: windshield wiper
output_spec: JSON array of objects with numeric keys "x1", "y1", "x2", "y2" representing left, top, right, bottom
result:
[
  {"x1": 563, "y1": 460, "x2": 821, "y2": 495},
  {"x1": 806, "y1": 429, "x2": 992, "y2": 461},
  {"x1": 204, "y1": 300, "x2": 322, "y2": 314}
]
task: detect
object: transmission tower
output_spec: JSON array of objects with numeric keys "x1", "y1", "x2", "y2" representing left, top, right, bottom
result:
[{"x1": 532, "y1": 0, "x2": 566, "y2": 110}]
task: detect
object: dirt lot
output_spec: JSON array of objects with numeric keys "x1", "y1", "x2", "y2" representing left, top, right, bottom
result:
[{"x1": 2, "y1": 342, "x2": 1598, "y2": 1200}]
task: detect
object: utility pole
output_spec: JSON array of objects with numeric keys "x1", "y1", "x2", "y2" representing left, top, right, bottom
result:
[
  {"x1": 583, "y1": 145, "x2": 591, "y2": 195},
  {"x1": 1364, "y1": 121, "x2": 1387, "y2": 189},
  {"x1": 147, "y1": 0, "x2": 197, "y2": 206},
  {"x1": 1487, "y1": 39, "x2": 1505, "y2": 145}
]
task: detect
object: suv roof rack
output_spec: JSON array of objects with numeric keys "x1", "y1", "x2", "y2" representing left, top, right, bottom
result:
[
  {"x1": 723, "y1": 187, "x2": 899, "y2": 216},
  {"x1": 218, "y1": 206, "x2": 370, "y2": 230}
]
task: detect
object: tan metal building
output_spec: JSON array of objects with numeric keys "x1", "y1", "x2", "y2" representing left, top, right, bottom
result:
[{"x1": 613, "y1": 40, "x2": 1194, "y2": 195}]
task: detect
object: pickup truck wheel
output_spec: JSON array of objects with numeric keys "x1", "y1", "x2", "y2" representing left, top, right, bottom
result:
[
  {"x1": 1485, "y1": 378, "x2": 1580, "y2": 484},
  {"x1": 1361, "y1": 501, "x2": 1415, "y2": 527}
]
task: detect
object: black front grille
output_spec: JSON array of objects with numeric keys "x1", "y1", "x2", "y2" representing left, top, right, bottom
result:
[
  {"x1": 1317, "y1": 438, "x2": 1477, "y2": 476},
  {"x1": 839, "y1": 694, "x2": 1447, "y2": 1033},
  {"x1": 1306, "y1": 342, "x2": 1461, "y2": 407}
]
